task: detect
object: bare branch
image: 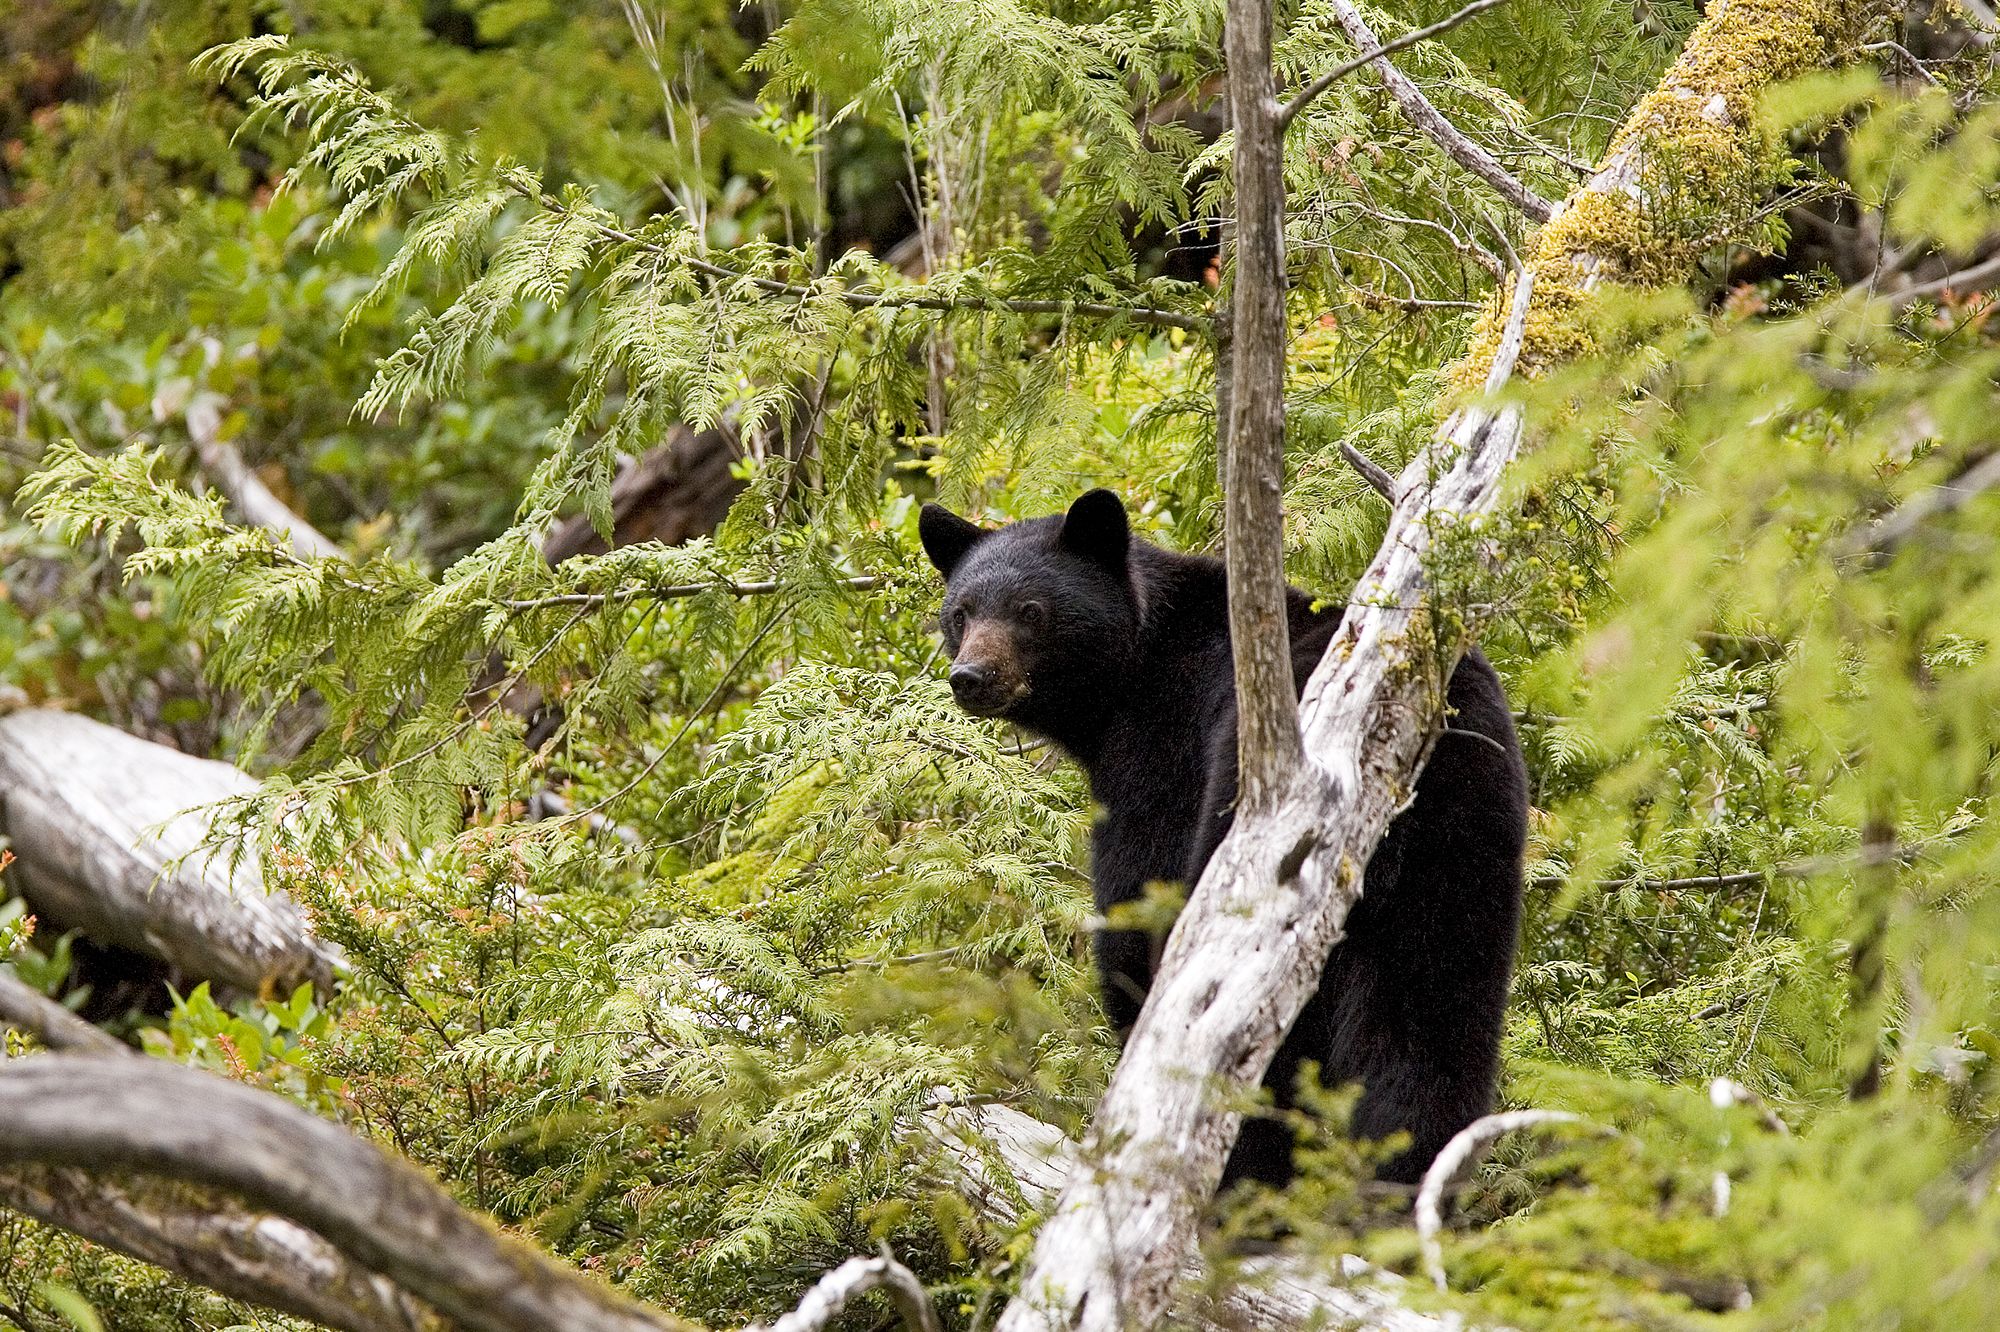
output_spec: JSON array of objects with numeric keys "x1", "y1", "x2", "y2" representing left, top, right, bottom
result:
[
  {"x1": 0, "y1": 972, "x2": 129, "y2": 1056},
  {"x1": 0, "y1": 1056, "x2": 689, "y2": 1332},
  {"x1": 750, "y1": 1253, "x2": 939, "y2": 1332},
  {"x1": 1882, "y1": 249, "x2": 2000, "y2": 312},
  {"x1": 498, "y1": 574, "x2": 880, "y2": 613},
  {"x1": 1277, "y1": 0, "x2": 1510, "y2": 129},
  {"x1": 1323, "y1": 1, "x2": 1555, "y2": 223},
  {"x1": 1339, "y1": 440, "x2": 1398, "y2": 500},
  {"x1": 1415, "y1": 1110, "x2": 1588, "y2": 1290},
  {"x1": 1836, "y1": 449, "x2": 2000, "y2": 565}
]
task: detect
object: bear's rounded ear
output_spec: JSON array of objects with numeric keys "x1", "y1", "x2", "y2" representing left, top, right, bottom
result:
[
  {"x1": 1059, "y1": 488, "x2": 1129, "y2": 568},
  {"x1": 919, "y1": 503, "x2": 987, "y2": 578}
]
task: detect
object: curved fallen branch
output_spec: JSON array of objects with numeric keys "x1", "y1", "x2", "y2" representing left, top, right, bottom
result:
[
  {"x1": 1414, "y1": 1109, "x2": 1587, "y2": 1290},
  {"x1": 0, "y1": 971, "x2": 129, "y2": 1056},
  {"x1": 0, "y1": 1056, "x2": 690, "y2": 1332},
  {"x1": 0, "y1": 985, "x2": 424, "y2": 1332},
  {"x1": 751, "y1": 1253, "x2": 939, "y2": 1332},
  {"x1": 0, "y1": 709, "x2": 335, "y2": 996}
]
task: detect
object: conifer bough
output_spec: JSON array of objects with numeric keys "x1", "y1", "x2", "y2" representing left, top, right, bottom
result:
[{"x1": 995, "y1": 3, "x2": 1872, "y2": 1330}]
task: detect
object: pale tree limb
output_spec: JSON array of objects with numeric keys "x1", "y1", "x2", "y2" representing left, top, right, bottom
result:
[
  {"x1": 184, "y1": 397, "x2": 345, "y2": 561},
  {"x1": 0, "y1": 1169, "x2": 427, "y2": 1332},
  {"x1": 0, "y1": 709, "x2": 336, "y2": 996},
  {"x1": 1326, "y1": 1, "x2": 1556, "y2": 224},
  {"x1": 993, "y1": 5, "x2": 1871, "y2": 1330},
  {"x1": 1414, "y1": 1109, "x2": 1587, "y2": 1291},
  {"x1": 0, "y1": 971, "x2": 129, "y2": 1056},
  {"x1": 1836, "y1": 448, "x2": 2000, "y2": 564},
  {"x1": 0, "y1": 988, "x2": 426, "y2": 1332},
  {"x1": 749, "y1": 1252, "x2": 939, "y2": 1332},
  {"x1": 926, "y1": 1103, "x2": 1458, "y2": 1332},
  {"x1": 1278, "y1": 0, "x2": 1509, "y2": 129},
  {"x1": 1340, "y1": 439, "x2": 1400, "y2": 501}
]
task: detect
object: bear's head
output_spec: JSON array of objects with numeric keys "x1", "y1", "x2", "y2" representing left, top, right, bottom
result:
[{"x1": 918, "y1": 489, "x2": 1140, "y2": 736}]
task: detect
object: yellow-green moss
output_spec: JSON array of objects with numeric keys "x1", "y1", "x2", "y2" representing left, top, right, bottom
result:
[{"x1": 1447, "y1": 0, "x2": 1875, "y2": 400}]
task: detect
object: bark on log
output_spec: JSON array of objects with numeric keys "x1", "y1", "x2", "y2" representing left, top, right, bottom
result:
[
  {"x1": 994, "y1": 5, "x2": 1873, "y2": 1330},
  {"x1": 0, "y1": 981, "x2": 426, "y2": 1332},
  {"x1": 0, "y1": 1168, "x2": 427, "y2": 1332},
  {"x1": 0, "y1": 709, "x2": 335, "y2": 996},
  {"x1": 0, "y1": 1056, "x2": 691, "y2": 1332}
]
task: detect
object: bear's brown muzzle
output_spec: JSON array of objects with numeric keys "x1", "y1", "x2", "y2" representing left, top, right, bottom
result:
[{"x1": 948, "y1": 620, "x2": 1029, "y2": 716}]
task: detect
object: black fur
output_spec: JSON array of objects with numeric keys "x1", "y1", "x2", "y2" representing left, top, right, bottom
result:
[{"x1": 922, "y1": 490, "x2": 1528, "y2": 1188}]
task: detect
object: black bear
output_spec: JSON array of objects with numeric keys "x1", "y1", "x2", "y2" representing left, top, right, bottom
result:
[{"x1": 919, "y1": 488, "x2": 1526, "y2": 1188}]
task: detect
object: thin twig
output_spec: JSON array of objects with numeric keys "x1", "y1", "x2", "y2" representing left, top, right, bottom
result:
[
  {"x1": 1278, "y1": 0, "x2": 1510, "y2": 129},
  {"x1": 499, "y1": 574, "x2": 880, "y2": 612},
  {"x1": 1321, "y1": 2, "x2": 1555, "y2": 223}
]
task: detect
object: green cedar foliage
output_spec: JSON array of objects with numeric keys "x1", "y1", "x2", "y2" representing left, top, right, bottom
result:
[{"x1": 25, "y1": 4, "x2": 2000, "y2": 1332}]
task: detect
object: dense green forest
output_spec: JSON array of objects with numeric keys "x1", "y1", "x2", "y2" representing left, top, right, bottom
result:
[{"x1": 5, "y1": 1, "x2": 2000, "y2": 1328}]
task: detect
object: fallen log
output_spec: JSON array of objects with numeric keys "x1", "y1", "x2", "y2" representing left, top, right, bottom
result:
[{"x1": 0, "y1": 709, "x2": 335, "y2": 996}]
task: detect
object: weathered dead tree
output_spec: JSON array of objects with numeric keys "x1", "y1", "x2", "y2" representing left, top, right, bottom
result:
[
  {"x1": 0, "y1": 1051, "x2": 953, "y2": 1332},
  {"x1": 0, "y1": 983, "x2": 425, "y2": 1332},
  {"x1": 0, "y1": 708, "x2": 335, "y2": 995},
  {"x1": 994, "y1": 4, "x2": 1873, "y2": 1330}
]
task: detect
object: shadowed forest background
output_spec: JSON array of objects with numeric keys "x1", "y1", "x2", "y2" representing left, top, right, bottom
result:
[{"x1": 4, "y1": 1, "x2": 2000, "y2": 1329}]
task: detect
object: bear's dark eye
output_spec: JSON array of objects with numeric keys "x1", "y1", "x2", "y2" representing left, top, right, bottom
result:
[
  {"x1": 1018, "y1": 600, "x2": 1048, "y2": 628},
  {"x1": 949, "y1": 606, "x2": 968, "y2": 635}
]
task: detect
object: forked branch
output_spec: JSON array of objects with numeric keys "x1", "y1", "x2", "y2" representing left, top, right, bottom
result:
[{"x1": 1324, "y1": 1, "x2": 1555, "y2": 223}]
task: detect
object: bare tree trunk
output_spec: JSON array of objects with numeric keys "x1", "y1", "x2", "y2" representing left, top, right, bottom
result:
[
  {"x1": 995, "y1": 5, "x2": 1871, "y2": 1329},
  {"x1": 0, "y1": 709, "x2": 335, "y2": 996},
  {"x1": 1221, "y1": 0, "x2": 1300, "y2": 813}
]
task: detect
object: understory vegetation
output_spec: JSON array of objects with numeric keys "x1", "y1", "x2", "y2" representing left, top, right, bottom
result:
[{"x1": 7, "y1": 1, "x2": 2000, "y2": 1329}]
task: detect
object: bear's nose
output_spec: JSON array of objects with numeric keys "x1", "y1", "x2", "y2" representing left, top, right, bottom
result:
[{"x1": 949, "y1": 662, "x2": 995, "y2": 707}]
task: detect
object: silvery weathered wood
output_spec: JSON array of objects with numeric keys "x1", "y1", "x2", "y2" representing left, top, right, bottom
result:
[
  {"x1": 929, "y1": 1103, "x2": 1459, "y2": 1332},
  {"x1": 0, "y1": 709, "x2": 334, "y2": 995}
]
